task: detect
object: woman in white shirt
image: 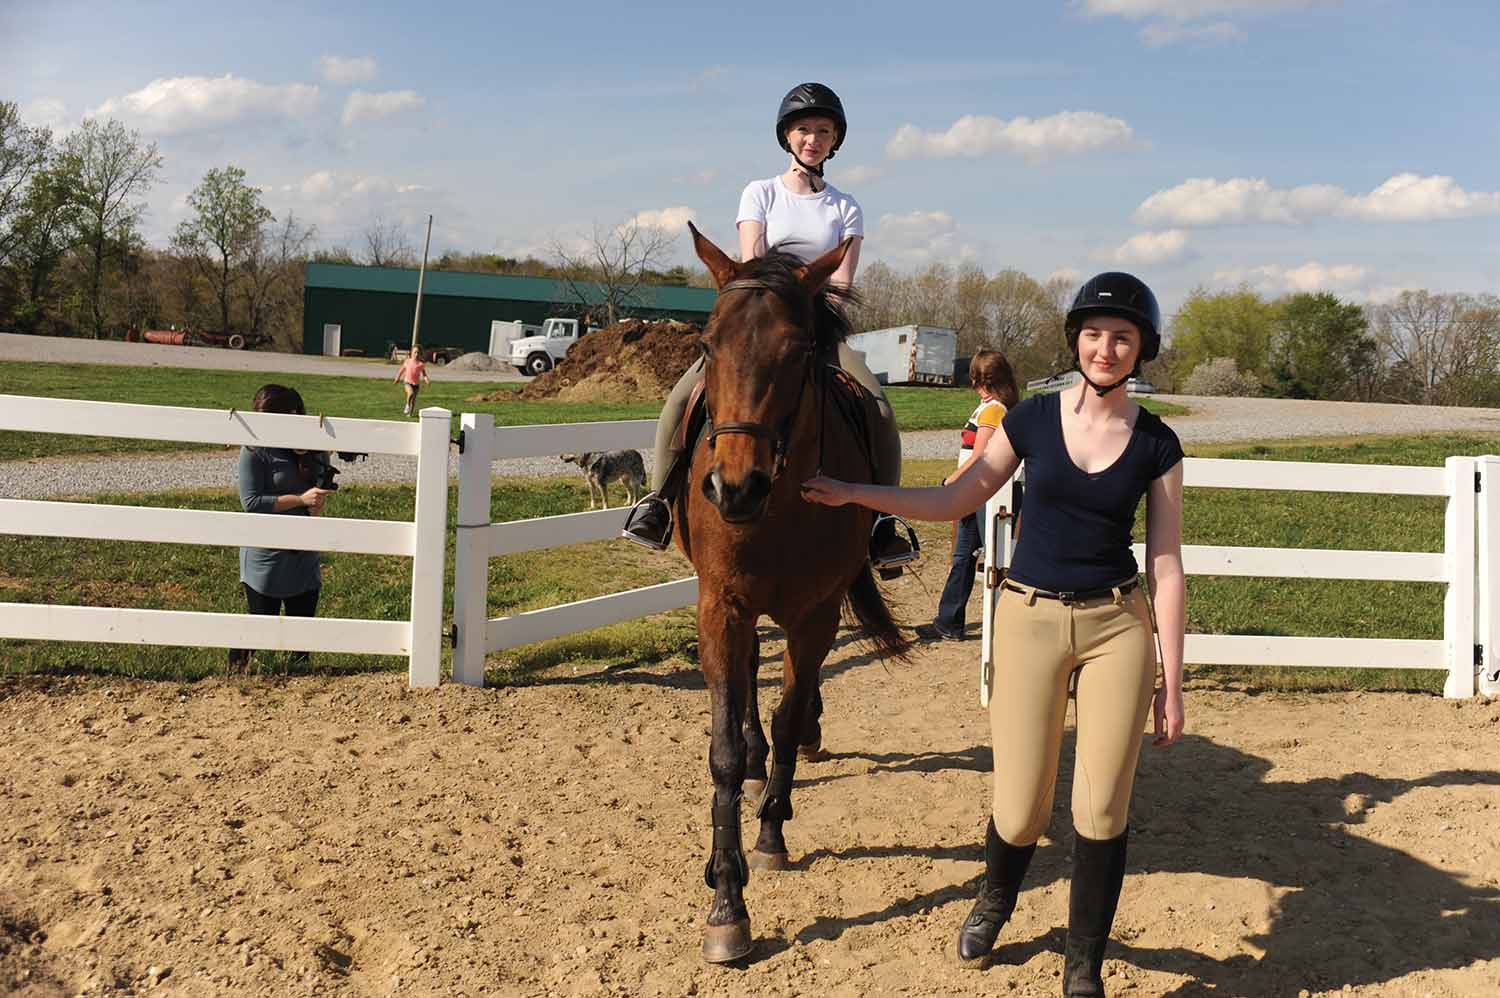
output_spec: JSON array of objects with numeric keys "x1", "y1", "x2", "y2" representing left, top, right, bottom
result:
[{"x1": 624, "y1": 83, "x2": 912, "y2": 570}]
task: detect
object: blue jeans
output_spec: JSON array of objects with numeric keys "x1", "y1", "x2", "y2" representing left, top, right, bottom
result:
[{"x1": 934, "y1": 510, "x2": 987, "y2": 633}]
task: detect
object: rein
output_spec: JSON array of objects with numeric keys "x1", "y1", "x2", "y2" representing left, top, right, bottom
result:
[{"x1": 703, "y1": 279, "x2": 821, "y2": 480}]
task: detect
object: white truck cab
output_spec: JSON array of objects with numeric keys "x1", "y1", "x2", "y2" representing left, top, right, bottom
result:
[{"x1": 509, "y1": 318, "x2": 583, "y2": 376}]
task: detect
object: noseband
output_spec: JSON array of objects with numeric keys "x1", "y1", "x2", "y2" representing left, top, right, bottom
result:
[{"x1": 703, "y1": 279, "x2": 816, "y2": 480}]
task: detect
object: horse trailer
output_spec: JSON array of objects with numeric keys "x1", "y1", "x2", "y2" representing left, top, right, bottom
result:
[{"x1": 846, "y1": 325, "x2": 957, "y2": 386}]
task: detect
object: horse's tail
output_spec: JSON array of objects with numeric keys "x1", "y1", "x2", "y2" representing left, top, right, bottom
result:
[{"x1": 843, "y1": 563, "x2": 912, "y2": 663}]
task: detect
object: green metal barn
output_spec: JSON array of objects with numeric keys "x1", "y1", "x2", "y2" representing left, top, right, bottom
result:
[{"x1": 302, "y1": 262, "x2": 717, "y2": 357}]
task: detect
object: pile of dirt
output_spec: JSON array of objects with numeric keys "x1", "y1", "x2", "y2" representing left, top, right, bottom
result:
[
  {"x1": 443, "y1": 351, "x2": 508, "y2": 373},
  {"x1": 471, "y1": 319, "x2": 702, "y2": 404}
]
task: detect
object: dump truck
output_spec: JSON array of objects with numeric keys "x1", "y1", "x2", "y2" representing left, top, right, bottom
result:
[{"x1": 845, "y1": 325, "x2": 957, "y2": 386}]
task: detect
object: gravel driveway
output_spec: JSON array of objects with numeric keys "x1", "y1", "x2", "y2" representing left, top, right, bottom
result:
[{"x1": 3, "y1": 330, "x2": 1497, "y2": 499}]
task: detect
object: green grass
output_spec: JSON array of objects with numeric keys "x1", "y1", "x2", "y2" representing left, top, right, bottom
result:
[
  {"x1": 0, "y1": 361, "x2": 1187, "y2": 460},
  {"x1": 4, "y1": 431, "x2": 1496, "y2": 691}
]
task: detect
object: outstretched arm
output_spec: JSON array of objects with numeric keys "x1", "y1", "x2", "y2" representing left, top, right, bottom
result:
[
  {"x1": 1146, "y1": 462, "x2": 1186, "y2": 746},
  {"x1": 802, "y1": 423, "x2": 1021, "y2": 521}
]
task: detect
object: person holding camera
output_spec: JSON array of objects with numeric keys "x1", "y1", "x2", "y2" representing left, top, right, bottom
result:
[{"x1": 229, "y1": 384, "x2": 330, "y2": 670}]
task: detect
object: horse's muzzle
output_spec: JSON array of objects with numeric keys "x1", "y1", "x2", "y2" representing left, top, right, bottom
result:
[{"x1": 703, "y1": 467, "x2": 772, "y2": 523}]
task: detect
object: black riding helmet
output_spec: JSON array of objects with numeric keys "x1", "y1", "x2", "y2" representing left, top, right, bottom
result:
[
  {"x1": 1065, "y1": 272, "x2": 1162, "y2": 394},
  {"x1": 776, "y1": 83, "x2": 846, "y2": 177}
]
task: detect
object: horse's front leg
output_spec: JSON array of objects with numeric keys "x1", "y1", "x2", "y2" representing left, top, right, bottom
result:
[
  {"x1": 698, "y1": 596, "x2": 757, "y2": 963},
  {"x1": 742, "y1": 626, "x2": 770, "y2": 803},
  {"x1": 750, "y1": 597, "x2": 841, "y2": 870}
]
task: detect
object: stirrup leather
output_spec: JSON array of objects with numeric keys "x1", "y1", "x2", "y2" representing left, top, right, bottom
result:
[{"x1": 870, "y1": 514, "x2": 921, "y2": 567}]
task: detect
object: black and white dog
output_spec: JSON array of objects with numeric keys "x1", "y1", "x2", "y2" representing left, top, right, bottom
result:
[{"x1": 560, "y1": 450, "x2": 647, "y2": 510}]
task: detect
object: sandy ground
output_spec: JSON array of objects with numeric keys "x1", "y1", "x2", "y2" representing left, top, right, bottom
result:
[
  {"x1": 3, "y1": 564, "x2": 1498, "y2": 998},
  {"x1": 0, "y1": 333, "x2": 524, "y2": 383}
]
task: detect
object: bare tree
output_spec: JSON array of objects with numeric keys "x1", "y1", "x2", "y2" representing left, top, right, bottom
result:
[
  {"x1": 242, "y1": 212, "x2": 317, "y2": 349},
  {"x1": 61, "y1": 118, "x2": 162, "y2": 338},
  {"x1": 362, "y1": 214, "x2": 416, "y2": 268},
  {"x1": 1372, "y1": 290, "x2": 1498, "y2": 404},
  {"x1": 551, "y1": 218, "x2": 676, "y2": 326}
]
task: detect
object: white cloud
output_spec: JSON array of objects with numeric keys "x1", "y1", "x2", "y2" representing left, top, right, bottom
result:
[
  {"x1": 341, "y1": 90, "x2": 425, "y2": 127},
  {"x1": 1135, "y1": 174, "x2": 1500, "y2": 226},
  {"x1": 628, "y1": 206, "x2": 696, "y2": 234},
  {"x1": 1212, "y1": 261, "x2": 1369, "y2": 294},
  {"x1": 886, "y1": 111, "x2": 1136, "y2": 163},
  {"x1": 689, "y1": 66, "x2": 724, "y2": 92},
  {"x1": 293, "y1": 170, "x2": 427, "y2": 201},
  {"x1": 1111, "y1": 229, "x2": 1189, "y2": 264},
  {"x1": 1078, "y1": 0, "x2": 1335, "y2": 18},
  {"x1": 1047, "y1": 266, "x2": 1085, "y2": 287},
  {"x1": 1140, "y1": 20, "x2": 1246, "y2": 44},
  {"x1": 872, "y1": 210, "x2": 991, "y2": 268},
  {"x1": 319, "y1": 55, "x2": 377, "y2": 84},
  {"x1": 91, "y1": 75, "x2": 320, "y2": 135},
  {"x1": 670, "y1": 168, "x2": 719, "y2": 186},
  {"x1": 1343, "y1": 173, "x2": 1500, "y2": 221},
  {"x1": 22, "y1": 98, "x2": 72, "y2": 135},
  {"x1": 836, "y1": 164, "x2": 884, "y2": 186}
]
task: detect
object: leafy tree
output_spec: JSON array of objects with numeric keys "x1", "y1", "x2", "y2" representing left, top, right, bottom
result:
[
  {"x1": 1269, "y1": 292, "x2": 1373, "y2": 400},
  {"x1": 0, "y1": 101, "x2": 54, "y2": 264},
  {"x1": 62, "y1": 118, "x2": 161, "y2": 338},
  {"x1": 173, "y1": 165, "x2": 273, "y2": 333},
  {"x1": 5, "y1": 160, "x2": 86, "y2": 333},
  {"x1": 1372, "y1": 290, "x2": 1500, "y2": 405},
  {"x1": 1168, "y1": 287, "x2": 1277, "y2": 388}
]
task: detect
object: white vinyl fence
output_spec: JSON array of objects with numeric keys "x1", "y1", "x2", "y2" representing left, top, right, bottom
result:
[
  {"x1": 981, "y1": 454, "x2": 1500, "y2": 701},
  {"x1": 0, "y1": 395, "x2": 452, "y2": 687},
  {"x1": 450, "y1": 414, "x2": 697, "y2": 686}
]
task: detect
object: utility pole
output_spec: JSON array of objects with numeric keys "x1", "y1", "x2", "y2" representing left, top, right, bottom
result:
[{"x1": 409, "y1": 214, "x2": 433, "y2": 354}]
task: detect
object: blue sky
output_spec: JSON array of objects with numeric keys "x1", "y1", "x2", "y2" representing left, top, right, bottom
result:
[{"x1": 4, "y1": 0, "x2": 1497, "y2": 315}]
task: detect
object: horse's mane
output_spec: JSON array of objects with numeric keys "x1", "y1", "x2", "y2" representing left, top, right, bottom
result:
[{"x1": 741, "y1": 245, "x2": 859, "y2": 358}]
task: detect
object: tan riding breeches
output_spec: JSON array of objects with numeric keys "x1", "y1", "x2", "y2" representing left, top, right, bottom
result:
[
  {"x1": 988, "y1": 585, "x2": 1157, "y2": 845},
  {"x1": 649, "y1": 344, "x2": 902, "y2": 491}
]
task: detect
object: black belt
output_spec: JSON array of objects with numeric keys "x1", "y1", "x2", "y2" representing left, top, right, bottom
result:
[{"x1": 1002, "y1": 578, "x2": 1139, "y2": 604}]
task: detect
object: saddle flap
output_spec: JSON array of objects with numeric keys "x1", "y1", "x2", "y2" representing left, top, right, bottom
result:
[{"x1": 675, "y1": 378, "x2": 709, "y2": 454}]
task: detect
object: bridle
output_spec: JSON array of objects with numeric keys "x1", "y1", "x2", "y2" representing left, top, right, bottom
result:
[{"x1": 702, "y1": 278, "x2": 819, "y2": 480}]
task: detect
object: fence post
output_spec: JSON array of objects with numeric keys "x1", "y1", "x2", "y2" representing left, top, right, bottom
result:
[
  {"x1": 1442, "y1": 456, "x2": 1478, "y2": 699},
  {"x1": 408, "y1": 406, "x2": 452, "y2": 688},
  {"x1": 1478, "y1": 456, "x2": 1499, "y2": 697},
  {"x1": 979, "y1": 475, "x2": 1016, "y2": 708},
  {"x1": 452, "y1": 413, "x2": 494, "y2": 687}
]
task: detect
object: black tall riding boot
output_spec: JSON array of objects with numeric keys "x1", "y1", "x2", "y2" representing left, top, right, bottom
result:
[
  {"x1": 1063, "y1": 828, "x2": 1129, "y2": 997},
  {"x1": 956, "y1": 818, "x2": 1037, "y2": 969}
]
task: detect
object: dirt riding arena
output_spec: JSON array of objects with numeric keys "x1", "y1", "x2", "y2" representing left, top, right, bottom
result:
[{"x1": 4, "y1": 566, "x2": 1499, "y2": 998}]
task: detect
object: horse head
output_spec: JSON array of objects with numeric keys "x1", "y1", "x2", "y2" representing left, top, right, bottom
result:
[{"x1": 688, "y1": 222, "x2": 853, "y2": 524}]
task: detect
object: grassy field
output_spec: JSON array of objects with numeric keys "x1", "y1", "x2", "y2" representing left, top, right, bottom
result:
[
  {"x1": 3, "y1": 431, "x2": 1497, "y2": 692},
  {"x1": 0, "y1": 361, "x2": 1185, "y2": 460}
]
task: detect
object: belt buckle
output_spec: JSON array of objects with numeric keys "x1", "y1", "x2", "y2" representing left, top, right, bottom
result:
[{"x1": 1057, "y1": 590, "x2": 1078, "y2": 605}]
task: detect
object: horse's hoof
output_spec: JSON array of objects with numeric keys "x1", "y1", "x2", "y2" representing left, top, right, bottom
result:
[
  {"x1": 748, "y1": 849, "x2": 790, "y2": 872},
  {"x1": 701, "y1": 918, "x2": 754, "y2": 963},
  {"x1": 798, "y1": 742, "x2": 830, "y2": 763},
  {"x1": 742, "y1": 778, "x2": 767, "y2": 806}
]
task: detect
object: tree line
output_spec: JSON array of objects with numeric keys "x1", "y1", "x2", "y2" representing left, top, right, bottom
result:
[
  {"x1": 3, "y1": 100, "x2": 1495, "y2": 404},
  {"x1": 849, "y1": 260, "x2": 1500, "y2": 407}
]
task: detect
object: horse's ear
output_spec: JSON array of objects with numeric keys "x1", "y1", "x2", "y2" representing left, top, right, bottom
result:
[
  {"x1": 797, "y1": 237, "x2": 853, "y2": 293},
  {"x1": 689, "y1": 221, "x2": 738, "y2": 289}
]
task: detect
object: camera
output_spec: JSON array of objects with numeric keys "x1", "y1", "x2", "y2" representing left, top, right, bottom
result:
[{"x1": 301, "y1": 451, "x2": 368, "y2": 491}]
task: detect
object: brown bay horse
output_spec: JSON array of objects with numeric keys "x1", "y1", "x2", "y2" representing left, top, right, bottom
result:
[{"x1": 675, "y1": 223, "x2": 909, "y2": 963}]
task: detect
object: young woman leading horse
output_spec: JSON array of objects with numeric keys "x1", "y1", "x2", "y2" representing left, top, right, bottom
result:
[
  {"x1": 804, "y1": 273, "x2": 1186, "y2": 996},
  {"x1": 675, "y1": 221, "x2": 908, "y2": 963}
]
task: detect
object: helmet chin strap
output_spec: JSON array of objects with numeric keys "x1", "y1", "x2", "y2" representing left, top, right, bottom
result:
[
  {"x1": 791, "y1": 155, "x2": 825, "y2": 187},
  {"x1": 1078, "y1": 367, "x2": 1131, "y2": 396}
]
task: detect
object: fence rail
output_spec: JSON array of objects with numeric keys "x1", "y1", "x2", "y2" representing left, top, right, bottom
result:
[
  {"x1": 0, "y1": 394, "x2": 450, "y2": 686},
  {"x1": 982, "y1": 453, "x2": 1489, "y2": 701}
]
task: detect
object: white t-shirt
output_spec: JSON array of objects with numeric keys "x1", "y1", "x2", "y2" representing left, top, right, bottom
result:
[{"x1": 736, "y1": 176, "x2": 863, "y2": 263}]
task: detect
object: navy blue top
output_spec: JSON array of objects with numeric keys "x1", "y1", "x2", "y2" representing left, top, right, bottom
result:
[
  {"x1": 1002, "y1": 392, "x2": 1183, "y2": 593},
  {"x1": 238, "y1": 447, "x2": 323, "y2": 598}
]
